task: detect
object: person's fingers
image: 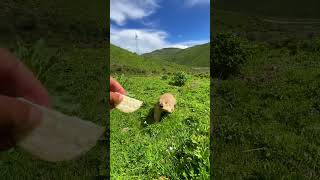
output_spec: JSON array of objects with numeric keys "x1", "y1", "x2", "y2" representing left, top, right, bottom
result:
[
  {"x1": 110, "y1": 77, "x2": 126, "y2": 95},
  {"x1": 0, "y1": 95, "x2": 42, "y2": 151},
  {"x1": 109, "y1": 92, "x2": 124, "y2": 109},
  {"x1": 0, "y1": 48, "x2": 50, "y2": 107}
]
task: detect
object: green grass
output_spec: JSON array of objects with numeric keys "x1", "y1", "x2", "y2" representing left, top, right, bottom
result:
[
  {"x1": 110, "y1": 42, "x2": 210, "y2": 179},
  {"x1": 0, "y1": 1, "x2": 108, "y2": 178},
  {"x1": 213, "y1": 42, "x2": 320, "y2": 178},
  {"x1": 0, "y1": 41, "x2": 107, "y2": 178},
  {"x1": 0, "y1": 0, "x2": 106, "y2": 45},
  {"x1": 111, "y1": 75, "x2": 210, "y2": 179},
  {"x1": 212, "y1": 4, "x2": 320, "y2": 178}
]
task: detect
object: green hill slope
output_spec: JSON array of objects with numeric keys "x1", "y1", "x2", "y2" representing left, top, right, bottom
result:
[
  {"x1": 172, "y1": 43, "x2": 210, "y2": 67},
  {"x1": 0, "y1": 0, "x2": 106, "y2": 46},
  {"x1": 110, "y1": 44, "x2": 191, "y2": 75},
  {"x1": 110, "y1": 43, "x2": 210, "y2": 179},
  {"x1": 216, "y1": 0, "x2": 320, "y2": 18},
  {"x1": 212, "y1": 9, "x2": 320, "y2": 44},
  {"x1": 143, "y1": 48, "x2": 182, "y2": 60},
  {"x1": 142, "y1": 43, "x2": 210, "y2": 67}
]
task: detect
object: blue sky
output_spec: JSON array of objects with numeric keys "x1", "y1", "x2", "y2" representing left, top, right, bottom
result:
[{"x1": 110, "y1": 0, "x2": 210, "y2": 54}]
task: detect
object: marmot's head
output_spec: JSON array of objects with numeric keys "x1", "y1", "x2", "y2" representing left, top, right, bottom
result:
[{"x1": 159, "y1": 93, "x2": 176, "y2": 113}]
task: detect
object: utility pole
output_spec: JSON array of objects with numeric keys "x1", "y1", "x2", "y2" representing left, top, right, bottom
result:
[{"x1": 135, "y1": 32, "x2": 139, "y2": 54}]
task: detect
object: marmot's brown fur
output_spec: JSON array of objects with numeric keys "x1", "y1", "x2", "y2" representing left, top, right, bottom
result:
[{"x1": 154, "y1": 93, "x2": 176, "y2": 122}]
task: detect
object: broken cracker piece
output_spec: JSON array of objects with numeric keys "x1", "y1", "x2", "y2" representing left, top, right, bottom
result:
[
  {"x1": 16, "y1": 98, "x2": 105, "y2": 162},
  {"x1": 115, "y1": 93, "x2": 143, "y2": 113}
]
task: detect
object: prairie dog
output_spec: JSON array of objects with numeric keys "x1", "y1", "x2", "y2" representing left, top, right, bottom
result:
[{"x1": 154, "y1": 93, "x2": 177, "y2": 122}]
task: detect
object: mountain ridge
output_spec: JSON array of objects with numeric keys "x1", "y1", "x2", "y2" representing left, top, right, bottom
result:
[{"x1": 143, "y1": 43, "x2": 210, "y2": 67}]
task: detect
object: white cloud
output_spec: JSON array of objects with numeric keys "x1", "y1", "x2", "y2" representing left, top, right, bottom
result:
[
  {"x1": 175, "y1": 39, "x2": 210, "y2": 47},
  {"x1": 110, "y1": 0, "x2": 159, "y2": 25},
  {"x1": 185, "y1": 0, "x2": 210, "y2": 6},
  {"x1": 110, "y1": 26, "x2": 209, "y2": 54},
  {"x1": 111, "y1": 26, "x2": 167, "y2": 54}
]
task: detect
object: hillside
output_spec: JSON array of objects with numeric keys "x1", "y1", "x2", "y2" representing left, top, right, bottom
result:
[
  {"x1": 213, "y1": 37, "x2": 320, "y2": 179},
  {"x1": 110, "y1": 47, "x2": 210, "y2": 179},
  {"x1": 212, "y1": 4, "x2": 320, "y2": 179},
  {"x1": 0, "y1": 1, "x2": 108, "y2": 178},
  {"x1": 110, "y1": 44, "x2": 200, "y2": 75},
  {"x1": 212, "y1": 10, "x2": 320, "y2": 44},
  {"x1": 215, "y1": 0, "x2": 320, "y2": 18},
  {"x1": 1, "y1": 41, "x2": 108, "y2": 179},
  {"x1": 143, "y1": 48, "x2": 182, "y2": 60},
  {"x1": 0, "y1": 0, "x2": 106, "y2": 46},
  {"x1": 172, "y1": 43, "x2": 210, "y2": 67},
  {"x1": 142, "y1": 43, "x2": 210, "y2": 67}
]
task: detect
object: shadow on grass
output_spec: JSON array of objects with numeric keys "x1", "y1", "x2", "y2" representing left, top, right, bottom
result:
[{"x1": 140, "y1": 107, "x2": 169, "y2": 128}]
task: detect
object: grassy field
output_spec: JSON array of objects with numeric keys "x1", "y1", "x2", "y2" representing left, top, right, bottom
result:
[
  {"x1": 0, "y1": 0, "x2": 106, "y2": 46},
  {"x1": 0, "y1": 41, "x2": 108, "y2": 179},
  {"x1": 212, "y1": 8, "x2": 320, "y2": 177},
  {"x1": 0, "y1": 1, "x2": 108, "y2": 178},
  {"x1": 212, "y1": 1, "x2": 320, "y2": 177},
  {"x1": 110, "y1": 45, "x2": 210, "y2": 179}
]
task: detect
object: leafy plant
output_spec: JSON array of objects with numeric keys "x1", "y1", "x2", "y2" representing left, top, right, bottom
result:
[
  {"x1": 212, "y1": 32, "x2": 250, "y2": 79},
  {"x1": 161, "y1": 74, "x2": 168, "y2": 80},
  {"x1": 170, "y1": 71, "x2": 188, "y2": 86},
  {"x1": 300, "y1": 37, "x2": 320, "y2": 52}
]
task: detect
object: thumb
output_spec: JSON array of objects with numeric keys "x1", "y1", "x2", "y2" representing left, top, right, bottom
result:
[
  {"x1": 110, "y1": 92, "x2": 124, "y2": 109},
  {"x1": 0, "y1": 95, "x2": 42, "y2": 151}
]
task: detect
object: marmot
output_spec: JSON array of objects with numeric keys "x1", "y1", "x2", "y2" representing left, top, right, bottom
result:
[{"x1": 154, "y1": 93, "x2": 176, "y2": 122}]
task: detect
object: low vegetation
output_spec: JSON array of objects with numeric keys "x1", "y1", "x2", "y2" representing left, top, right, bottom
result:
[
  {"x1": 111, "y1": 45, "x2": 210, "y2": 179},
  {"x1": 213, "y1": 31, "x2": 320, "y2": 178},
  {"x1": 0, "y1": 1, "x2": 107, "y2": 178}
]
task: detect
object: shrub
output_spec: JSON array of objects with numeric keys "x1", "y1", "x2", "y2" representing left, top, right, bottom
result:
[
  {"x1": 212, "y1": 32, "x2": 250, "y2": 79},
  {"x1": 161, "y1": 74, "x2": 168, "y2": 80},
  {"x1": 300, "y1": 37, "x2": 320, "y2": 52},
  {"x1": 170, "y1": 71, "x2": 188, "y2": 86}
]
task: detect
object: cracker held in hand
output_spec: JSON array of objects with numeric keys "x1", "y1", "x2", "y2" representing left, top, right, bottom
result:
[
  {"x1": 115, "y1": 93, "x2": 143, "y2": 113},
  {"x1": 16, "y1": 98, "x2": 105, "y2": 162}
]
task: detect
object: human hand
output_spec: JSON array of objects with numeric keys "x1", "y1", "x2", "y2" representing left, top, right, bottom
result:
[
  {"x1": 110, "y1": 76, "x2": 126, "y2": 109},
  {"x1": 0, "y1": 48, "x2": 51, "y2": 151}
]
